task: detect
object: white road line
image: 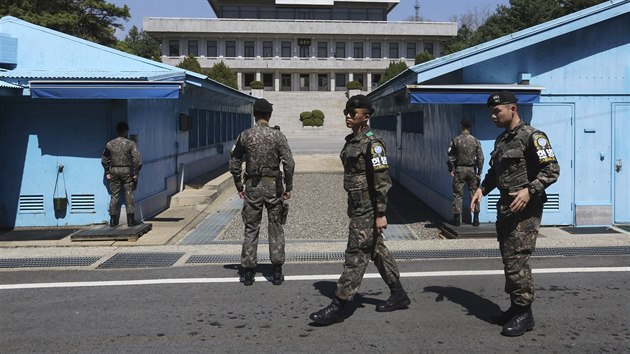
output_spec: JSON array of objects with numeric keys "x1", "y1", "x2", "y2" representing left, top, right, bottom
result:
[{"x1": 1, "y1": 267, "x2": 629, "y2": 290}]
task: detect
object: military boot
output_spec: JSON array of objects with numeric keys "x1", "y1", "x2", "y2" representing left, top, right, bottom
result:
[
  {"x1": 243, "y1": 268, "x2": 255, "y2": 286},
  {"x1": 451, "y1": 214, "x2": 460, "y2": 227},
  {"x1": 501, "y1": 305, "x2": 535, "y2": 336},
  {"x1": 127, "y1": 213, "x2": 140, "y2": 227},
  {"x1": 376, "y1": 281, "x2": 411, "y2": 312},
  {"x1": 109, "y1": 214, "x2": 119, "y2": 227},
  {"x1": 272, "y1": 265, "x2": 284, "y2": 285},
  {"x1": 309, "y1": 297, "x2": 346, "y2": 326},
  {"x1": 472, "y1": 212, "x2": 480, "y2": 227},
  {"x1": 492, "y1": 304, "x2": 519, "y2": 325}
]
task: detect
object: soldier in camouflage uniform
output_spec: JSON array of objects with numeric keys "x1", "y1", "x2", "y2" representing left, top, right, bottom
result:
[
  {"x1": 309, "y1": 95, "x2": 410, "y2": 326},
  {"x1": 471, "y1": 91, "x2": 560, "y2": 337},
  {"x1": 448, "y1": 118, "x2": 484, "y2": 226},
  {"x1": 230, "y1": 98, "x2": 295, "y2": 286},
  {"x1": 101, "y1": 122, "x2": 142, "y2": 227}
]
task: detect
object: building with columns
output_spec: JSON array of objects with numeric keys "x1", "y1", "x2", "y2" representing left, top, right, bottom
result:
[{"x1": 143, "y1": 0, "x2": 457, "y2": 92}]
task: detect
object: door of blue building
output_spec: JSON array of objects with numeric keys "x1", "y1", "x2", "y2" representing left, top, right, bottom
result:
[
  {"x1": 613, "y1": 104, "x2": 630, "y2": 224},
  {"x1": 531, "y1": 103, "x2": 574, "y2": 225}
]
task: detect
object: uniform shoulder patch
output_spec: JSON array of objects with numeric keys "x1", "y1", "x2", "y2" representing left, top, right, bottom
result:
[
  {"x1": 369, "y1": 141, "x2": 388, "y2": 171},
  {"x1": 365, "y1": 131, "x2": 374, "y2": 137},
  {"x1": 531, "y1": 131, "x2": 557, "y2": 163}
]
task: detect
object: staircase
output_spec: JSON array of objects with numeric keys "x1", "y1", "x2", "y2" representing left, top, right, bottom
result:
[{"x1": 259, "y1": 91, "x2": 351, "y2": 139}]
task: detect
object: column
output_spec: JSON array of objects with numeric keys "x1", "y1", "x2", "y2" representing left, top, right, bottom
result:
[
  {"x1": 237, "y1": 72, "x2": 243, "y2": 90},
  {"x1": 330, "y1": 71, "x2": 336, "y2": 92},
  {"x1": 274, "y1": 71, "x2": 280, "y2": 92},
  {"x1": 367, "y1": 72, "x2": 372, "y2": 92}
]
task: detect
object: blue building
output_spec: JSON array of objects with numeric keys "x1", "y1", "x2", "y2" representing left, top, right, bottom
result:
[
  {"x1": 0, "y1": 17, "x2": 255, "y2": 229},
  {"x1": 368, "y1": 0, "x2": 630, "y2": 226}
]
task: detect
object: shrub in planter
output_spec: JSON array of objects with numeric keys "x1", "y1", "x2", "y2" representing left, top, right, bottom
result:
[
  {"x1": 312, "y1": 118, "x2": 324, "y2": 127},
  {"x1": 249, "y1": 80, "x2": 264, "y2": 89},
  {"x1": 311, "y1": 109, "x2": 325, "y2": 121},
  {"x1": 346, "y1": 81, "x2": 363, "y2": 90},
  {"x1": 303, "y1": 118, "x2": 315, "y2": 127}
]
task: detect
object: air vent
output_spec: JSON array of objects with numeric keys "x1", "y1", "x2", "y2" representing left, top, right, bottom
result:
[
  {"x1": 544, "y1": 194, "x2": 560, "y2": 211},
  {"x1": 487, "y1": 193, "x2": 559, "y2": 211},
  {"x1": 71, "y1": 194, "x2": 95, "y2": 213},
  {"x1": 18, "y1": 195, "x2": 45, "y2": 213},
  {"x1": 487, "y1": 194, "x2": 500, "y2": 212}
]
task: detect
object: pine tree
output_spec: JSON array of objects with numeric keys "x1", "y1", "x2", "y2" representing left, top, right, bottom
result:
[{"x1": 206, "y1": 61, "x2": 238, "y2": 90}]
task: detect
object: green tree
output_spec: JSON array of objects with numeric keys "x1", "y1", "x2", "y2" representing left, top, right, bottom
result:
[
  {"x1": 0, "y1": 0, "x2": 130, "y2": 47},
  {"x1": 206, "y1": 61, "x2": 238, "y2": 90},
  {"x1": 117, "y1": 26, "x2": 161, "y2": 61},
  {"x1": 176, "y1": 55, "x2": 203, "y2": 74},
  {"x1": 377, "y1": 61, "x2": 408, "y2": 85},
  {"x1": 414, "y1": 51, "x2": 434, "y2": 65}
]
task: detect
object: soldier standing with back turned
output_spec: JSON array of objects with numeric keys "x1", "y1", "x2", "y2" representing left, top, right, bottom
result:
[
  {"x1": 102, "y1": 122, "x2": 142, "y2": 227},
  {"x1": 447, "y1": 118, "x2": 484, "y2": 226},
  {"x1": 309, "y1": 95, "x2": 410, "y2": 326},
  {"x1": 230, "y1": 98, "x2": 295, "y2": 287},
  {"x1": 471, "y1": 91, "x2": 559, "y2": 337}
]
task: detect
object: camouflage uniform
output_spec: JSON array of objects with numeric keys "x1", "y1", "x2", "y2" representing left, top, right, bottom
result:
[
  {"x1": 480, "y1": 121, "x2": 559, "y2": 307},
  {"x1": 448, "y1": 131, "x2": 484, "y2": 214},
  {"x1": 101, "y1": 136, "x2": 142, "y2": 216},
  {"x1": 230, "y1": 122, "x2": 295, "y2": 269},
  {"x1": 335, "y1": 128, "x2": 401, "y2": 301}
]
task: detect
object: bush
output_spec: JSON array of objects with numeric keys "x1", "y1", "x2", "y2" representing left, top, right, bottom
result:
[
  {"x1": 415, "y1": 51, "x2": 435, "y2": 65},
  {"x1": 346, "y1": 81, "x2": 363, "y2": 90},
  {"x1": 299, "y1": 111, "x2": 312, "y2": 122},
  {"x1": 312, "y1": 118, "x2": 324, "y2": 127},
  {"x1": 249, "y1": 80, "x2": 264, "y2": 89},
  {"x1": 302, "y1": 118, "x2": 314, "y2": 126},
  {"x1": 311, "y1": 109, "x2": 325, "y2": 121}
]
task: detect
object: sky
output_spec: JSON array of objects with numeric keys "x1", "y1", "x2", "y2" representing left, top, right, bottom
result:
[{"x1": 109, "y1": 0, "x2": 511, "y2": 39}]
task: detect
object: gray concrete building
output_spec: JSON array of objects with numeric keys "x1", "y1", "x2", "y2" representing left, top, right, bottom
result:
[{"x1": 143, "y1": 0, "x2": 457, "y2": 92}]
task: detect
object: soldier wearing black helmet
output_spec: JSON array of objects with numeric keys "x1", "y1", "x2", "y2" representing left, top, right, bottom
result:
[
  {"x1": 471, "y1": 91, "x2": 560, "y2": 337},
  {"x1": 230, "y1": 98, "x2": 295, "y2": 286},
  {"x1": 447, "y1": 117, "x2": 484, "y2": 226},
  {"x1": 101, "y1": 122, "x2": 142, "y2": 227},
  {"x1": 309, "y1": 94, "x2": 410, "y2": 326}
]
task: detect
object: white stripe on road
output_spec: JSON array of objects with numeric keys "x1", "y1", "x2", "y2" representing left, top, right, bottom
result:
[{"x1": 1, "y1": 266, "x2": 629, "y2": 290}]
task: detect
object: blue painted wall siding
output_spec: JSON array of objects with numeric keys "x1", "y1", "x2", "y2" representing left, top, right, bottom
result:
[{"x1": 371, "y1": 11, "x2": 630, "y2": 225}]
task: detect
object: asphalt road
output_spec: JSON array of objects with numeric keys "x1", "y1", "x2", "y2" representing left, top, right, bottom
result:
[{"x1": 1, "y1": 255, "x2": 628, "y2": 353}]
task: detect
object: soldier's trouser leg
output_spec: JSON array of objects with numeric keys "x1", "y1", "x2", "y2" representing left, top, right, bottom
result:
[
  {"x1": 108, "y1": 175, "x2": 122, "y2": 216},
  {"x1": 264, "y1": 192, "x2": 285, "y2": 267},
  {"x1": 465, "y1": 169, "x2": 481, "y2": 213},
  {"x1": 241, "y1": 182, "x2": 264, "y2": 269},
  {"x1": 120, "y1": 174, "x2": 135, "y2": 214},
  {"x1": 496, "y1": 201, "x2": 542, "y2": 307},
  {"x1": 336, "y1": 191, "x2": 400, "y2": 301},
  {"x1": 452, "y1": 172, "x2": 465, "y2": 215}
]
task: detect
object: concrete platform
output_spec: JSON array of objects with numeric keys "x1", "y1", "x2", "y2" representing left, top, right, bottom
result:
[
  {"x1": 71, "y1": 223, "x2": 152, "y2": 242},
  {"x1": 440, "y1": 223, "x2": 498, "y2": 239}
]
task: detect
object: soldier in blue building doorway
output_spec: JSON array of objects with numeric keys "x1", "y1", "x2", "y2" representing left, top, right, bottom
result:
[
  {"x1": 309, "y1": 95, "x2": 410, "y2": 326},
  {"x1": 447, "y1": 117, "x2": 484, "y2": 226},
  {"x1": 471, "y1": 91, "x2": 560, "y2": 337},
  {"x1": 102, "y1": 122, "x2": 142, "y2": 227}
]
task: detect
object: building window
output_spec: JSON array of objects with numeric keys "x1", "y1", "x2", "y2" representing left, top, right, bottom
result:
[
  {"x1": 207, "y1": 40, "x2": 217, "y2": 57},
  {"x1": 317, "y1": 42, "x2": 328, "y2": 58},
  {"x1": 354, "y1": 74, "x2": 364, "y2": 87},
  {"x1": 353, "y1": 42, "x2": 364, "y2": 59},
  {"x1": 318, "y1": 74, "x2": 328, "y2": 91},
  {"x1": 406, "y1": 43, "x2": 416, "y2": 59},
  {"x1": 281, "y1": 41, "x2": 292, "y2": 57},
  {"x1": 299, "y1": 45, "x2": 310, "y2": 58},
  {"x1": 371, "y1": 42, "x2": 381, "y2": 58},
  {"x1": 402, "y1": 111, "x2": 424, "y2": 134},
  {"x1": 226, "y1": 41, "x2": 236, "y2": 57},
  {"x1": 244, "y1": 73, "x2": 255, "y2": 87},
  {"x1": 372, "y1": 74, "x2": 382, "y2": 87},
  {"x1": 263, "y1": 41, "x2": 273, "y2": 57},
  {"x1": 241, "y1": 6, "x2": 257, "y2": 18},
  {"x1": 335, "y1": 42, "x2": 346, "y2": 58},
  {"x1": 188, "y1": 40, "x2": 198, "y2": 56},
  {"x1": 389, "y1": 42, "x2": 399, "y2": 58},
  {"x1": 299, "y1": 74, "x2": 310, "y2": 91},
  {"x1": 244, "y1": 41, "x2": 255, "y2": 58},
  {"x1": 335, "y1": 73, "x2": 346, "y2": 87},
  {"x1": 263, "y1": 73, "x2": 273, "y2": 87},
  {"x1": 281, "y1": 74, "x2": 291, "y2": 91},
  {"x1": 169, "y1": 40, "x2": 180, "y2": 56},
  {"x1": 423, "y1": 43, "x2": 434, "y2": 56}
]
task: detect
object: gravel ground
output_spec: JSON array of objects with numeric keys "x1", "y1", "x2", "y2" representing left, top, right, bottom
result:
[{"x1": 217, "y1": 173, "x2": 442, "y2": 241}]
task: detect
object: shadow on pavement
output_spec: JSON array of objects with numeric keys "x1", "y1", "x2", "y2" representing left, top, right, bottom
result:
[
  {"x1": 308, "y1": 280, "x2": 384, "y2": 326},
  {"x1": 424, "y1": 285, "x2": 502, "y2": 325},
  {"x1": 388, "y1": 180, "x2": 443, "y2": 228}
]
